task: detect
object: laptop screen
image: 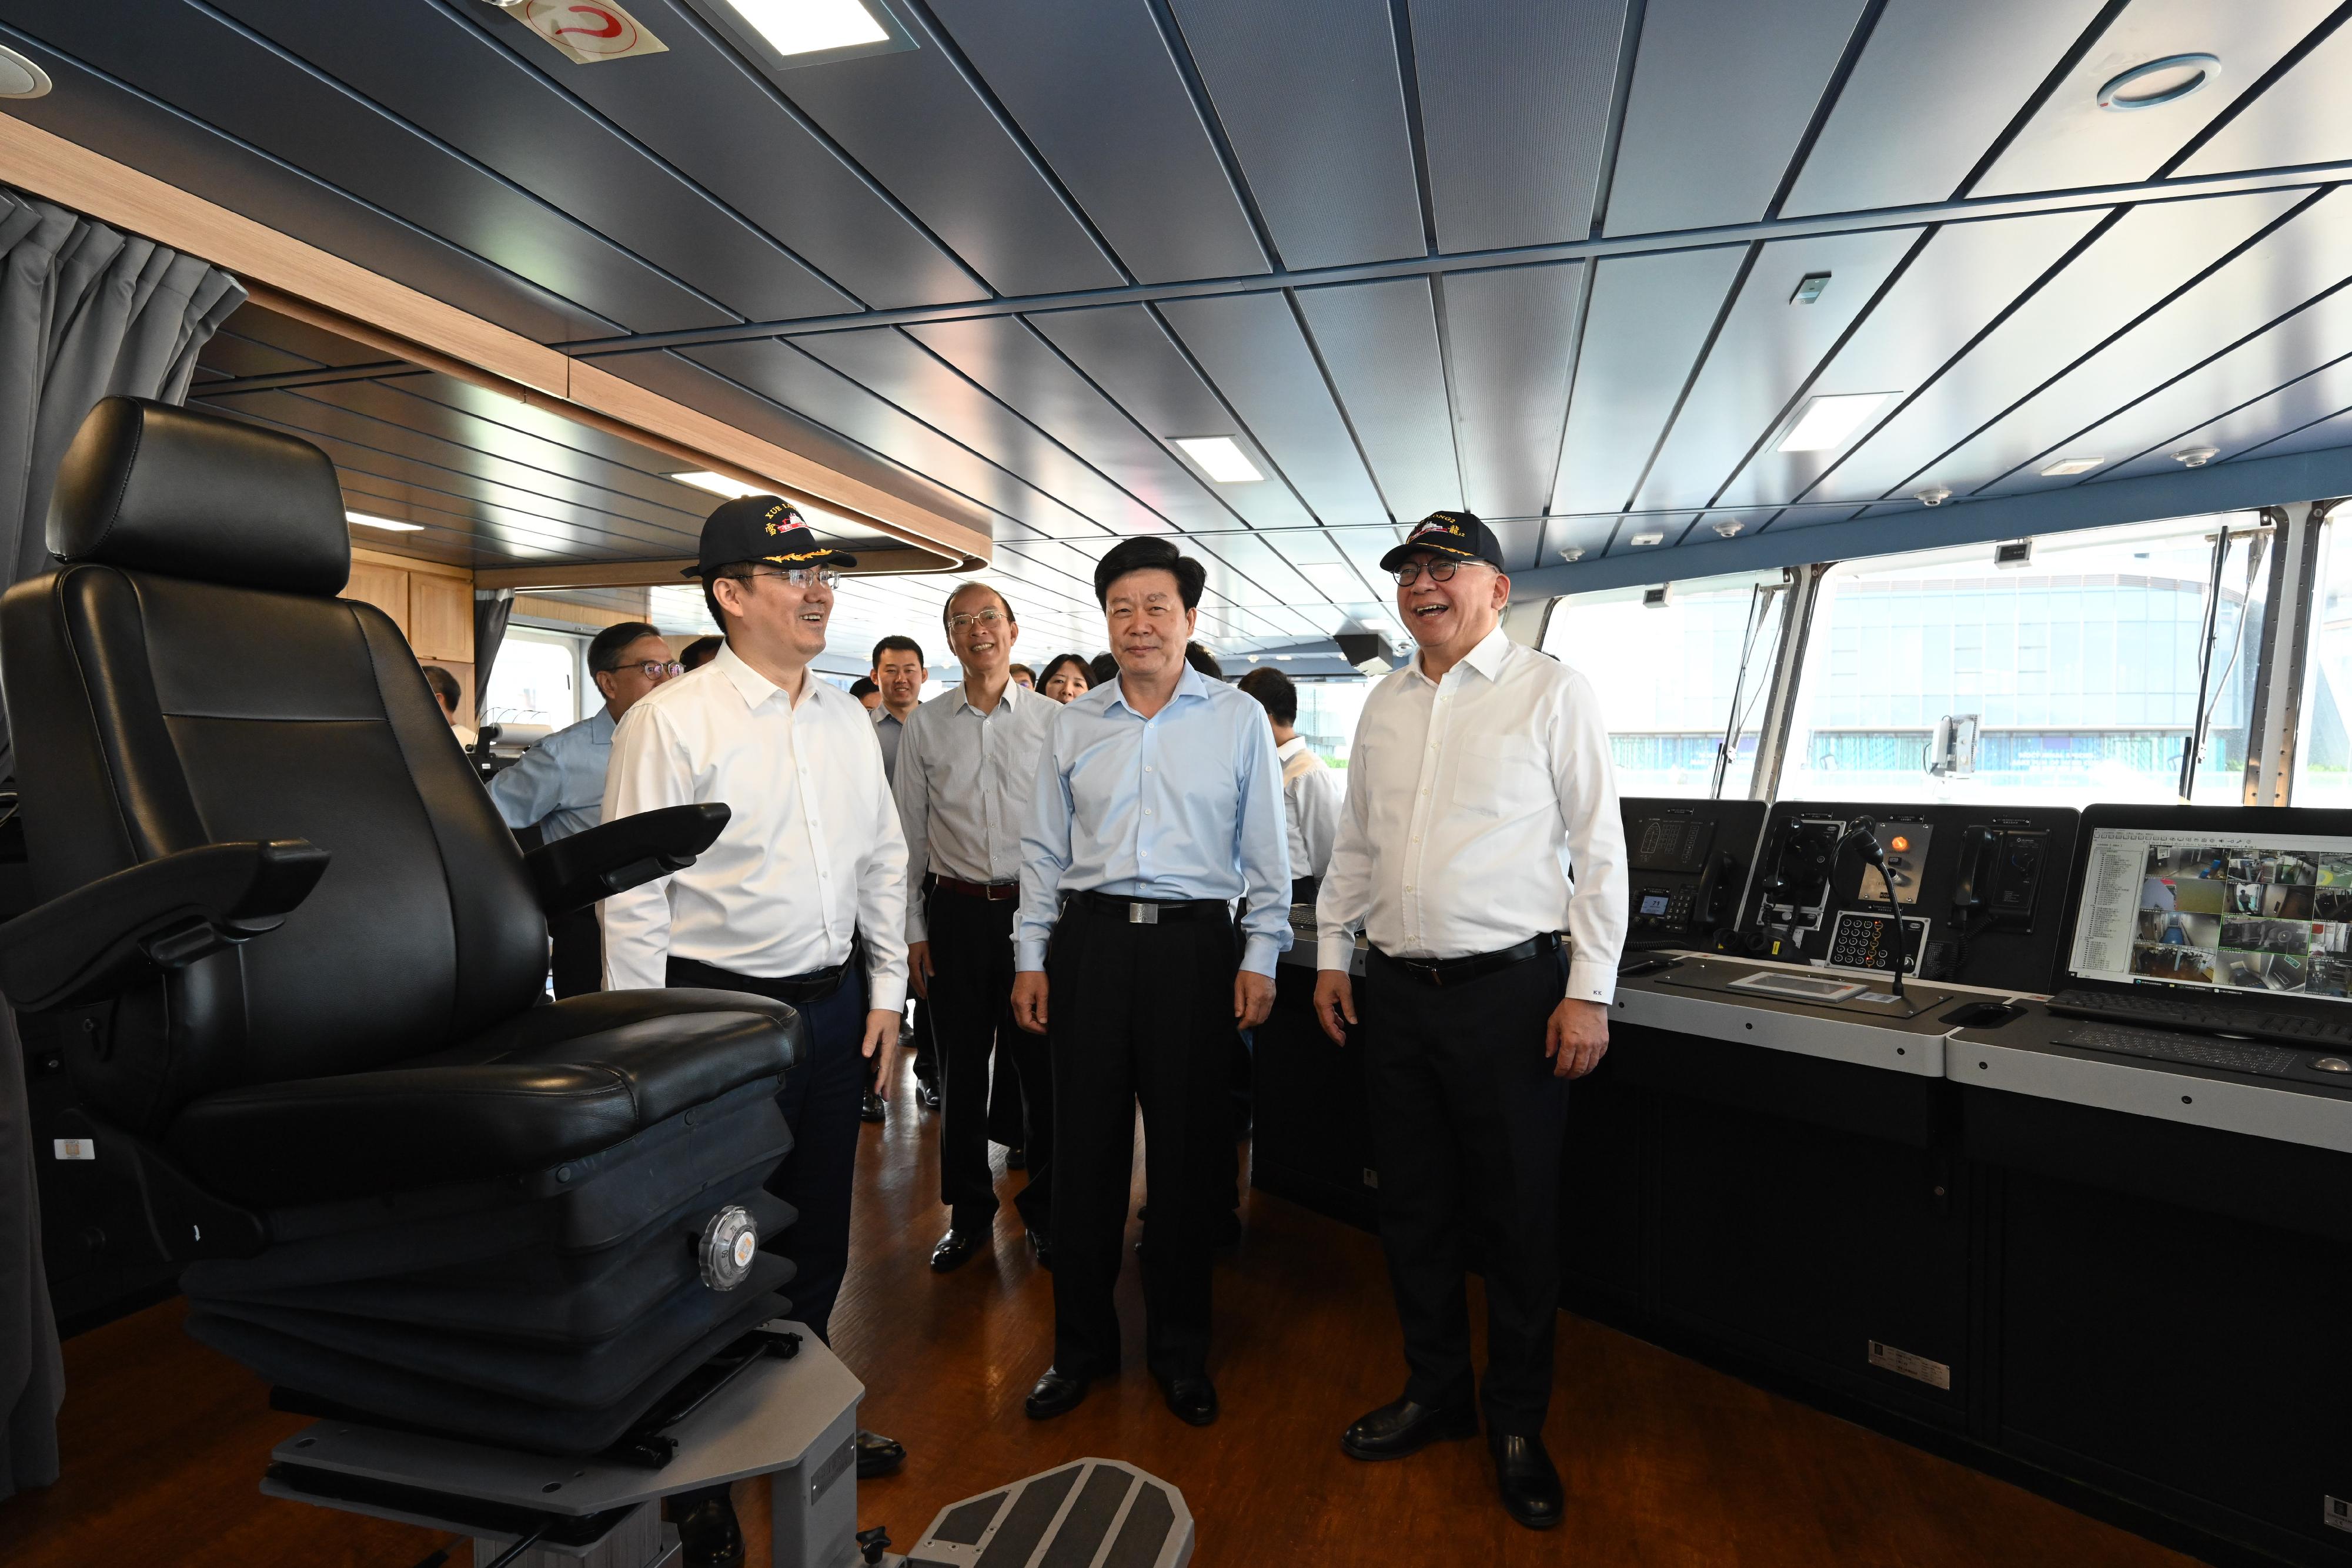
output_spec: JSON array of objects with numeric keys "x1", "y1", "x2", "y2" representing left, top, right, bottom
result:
[{"x1": 2068, "y1": 824, "x2": 2352, "y2": 1001}]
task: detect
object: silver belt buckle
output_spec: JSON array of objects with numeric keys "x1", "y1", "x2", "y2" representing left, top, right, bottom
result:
[{"x1": 1128, "y1": 901, "x2": 1158, "y2": 925}]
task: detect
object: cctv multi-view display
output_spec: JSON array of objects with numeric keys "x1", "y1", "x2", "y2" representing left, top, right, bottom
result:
[{"x1": 2069, "y1": 827, "x2": 2352, "y2": 1000}]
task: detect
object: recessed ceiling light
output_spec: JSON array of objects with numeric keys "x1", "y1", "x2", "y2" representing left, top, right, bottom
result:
[
  {"x1": 1629, "y1": 530, "x2": 1665, "y2": 547},
  {"x1": 2040, "y1": 457, "x2": 2103, "y2": 477},
  {"x1": 348, "y1": 510, "x2": 424, "y2": 531},
  {"x1": 1274, "y1": 654, "x2": 1294, "y2": 661},
  {"x1": 2174, "y1": 446, "x2": 2219, "y2": 468},
  {"x1": 0, "y1": 45, "x2": 51, "y2": 99},
  {"x1": 673, "y1": 471, "x2": 762, "y2": 499},
  {"x1": 1171, "y1": 437, "x2": 1264, "y2": 484},
  {"x1": 714, "y1": 0, "x2": 887, "y2": 57},
  {"x1": 1778, "y1": 392, "x2": 1896, "y2": 453},
  {"x1": 2098, "y1": 54, "x2": 2220, "y2": 112}
]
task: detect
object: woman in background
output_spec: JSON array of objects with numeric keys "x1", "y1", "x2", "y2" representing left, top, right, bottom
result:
[{"x1": 1037, "y1": 653, "x2": 1093, "y2": 704}]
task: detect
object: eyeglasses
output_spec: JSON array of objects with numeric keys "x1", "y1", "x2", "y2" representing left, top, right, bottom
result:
[
  {"x1": 1389, "y1": 558, "x2": 1480, "y2": 585},
  {"x1": 947, "y1": 607, "x2": 1008, "y2": 633},
  {"x1": 736, "y1": 567, "x2": 842, "y2": 590},
  {"x1": 606, "y1": 660, "x2": 684, "y2": 680}
]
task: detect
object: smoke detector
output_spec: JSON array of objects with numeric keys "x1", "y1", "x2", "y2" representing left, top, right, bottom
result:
[
  {"x1": 1711, "y1": 520, "x2": 1744, "y2": 539},
  {"x1": 1558, "y1": 547, "x2": 1585, "y2": 563},
  {"x1": 1915, "y1": 486, "x2": 1951, "y2": 507},
  {"x1": 2174, "y1": 446, "x2": 2219, "y2": 468}
]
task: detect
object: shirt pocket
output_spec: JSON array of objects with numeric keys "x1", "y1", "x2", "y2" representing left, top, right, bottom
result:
[{"x1": 1453, "y1": 734, "x2": 1551, "y2": 820}]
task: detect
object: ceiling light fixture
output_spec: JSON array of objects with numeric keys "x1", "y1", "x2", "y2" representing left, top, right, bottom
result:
[
  {"x1": 348, "y1": 511, "x2": 425, "y2": 532},
  {"x1": 1629, "y1": 530, "x2": 1665, "y2": 547},
  {"x1": 2040, "y1": 457, "x2": 2103, "y2": 477},
  {"x1": 1790, "y1": 272, "x2": 1832, "y2": 306},
  {"x1": 1778, "y1": 392, "x2": 1897, "y2": 453},
  {"x1": 2098, "y1": 54, "x2": 2220, "y2": 112},
  {"x1": 1915, "y1": 487, "x2": 1951, "y2": 507},
  {"x1": 0, "y1": 45, "x2": 51, "y2": 99},
  {"x1": 715, "y1": 0, "x2": 887, "y2": 58},
  {"x1": 1171, "y1": 437, "x2": 1263, "y2": 484},
  {"x1": 2174, "y1": 446, "x2": 2219, "y2": 468},
  {"x1": 1712, "y1": 520, "x2": 1744, "y2": 538},
  {"x1": 1559, "y1": 547, "x2": 1585, "y2": 563},
  {"x1": 672, "y1": 471, "x2": 762, "y2": 499}
]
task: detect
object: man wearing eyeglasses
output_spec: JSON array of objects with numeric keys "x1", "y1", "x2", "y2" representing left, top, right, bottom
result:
[
  {"x1": 487, "y1": 620, "x2": 677, "y2": 997},
  {"x1": 602, "y1": 496, "x2": 912, "y2": 1522},
  {"x1": 1312, "y1": 510, "x2": 1626, "y2": 1532},
  {"x1": 895, "y1": 582, "x2": 1057, "y2": 1274}
]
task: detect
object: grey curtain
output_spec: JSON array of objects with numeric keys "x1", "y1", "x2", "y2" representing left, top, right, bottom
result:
[
  {"x1": 0, "y1": 188, "x2": 246, "y2": 1502},
  {"x1": 474, "y1": 588, "x2": 515, "y2": 718}
]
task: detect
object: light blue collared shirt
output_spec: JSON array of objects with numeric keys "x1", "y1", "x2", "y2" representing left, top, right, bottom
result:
[
  {"x1": 1017, "y1": 664, "x2": 1292, "y2": 977},
  {"x1": 487, "y1": 706, "x2": 617, "y2": 843}
]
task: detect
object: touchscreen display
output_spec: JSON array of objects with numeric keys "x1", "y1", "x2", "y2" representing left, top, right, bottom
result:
[
  {"x1": 2069, "y1": 827, "x2": 2352, "y2": 1000},
  {"x1": 1639, "y1": 893, "x2": 1672, "y2": 917},
  {"x1": 1630, "y1": 817, "x2": 1715, "y2": 875}
]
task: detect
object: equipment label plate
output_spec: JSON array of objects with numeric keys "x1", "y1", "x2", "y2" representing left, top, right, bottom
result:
[
  {"x1": 2326, "y1": 1496, "x2": 2352, "y2": 1534},
  {"x1": 1867, "y1": 1340, "x2": 1952, "y2": 1390}
]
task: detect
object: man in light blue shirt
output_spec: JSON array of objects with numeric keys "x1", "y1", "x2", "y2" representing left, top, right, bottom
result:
[
  {"x1": 489, "y1": 620, "x2": 677, "y2": 995},
  {"x1": 1011, "y1": 536, "x2": 1289, "y2": 1431}
]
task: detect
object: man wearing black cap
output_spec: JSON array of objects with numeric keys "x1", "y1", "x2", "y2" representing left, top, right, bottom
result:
[
  {"x1": 1011, "y1": 536, "x2": 1291, "y2": 1429},
  {"x1": 1312, "y1": 510, "x2": 1627, "y2": 1530},
  {"x1": 601, "y1": 496, "x2": 911, "y2": 1533}
]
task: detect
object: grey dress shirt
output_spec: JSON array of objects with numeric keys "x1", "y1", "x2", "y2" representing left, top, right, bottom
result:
[{"x1": 892, "y1": 680, "x2": 1057, "y2": 942}]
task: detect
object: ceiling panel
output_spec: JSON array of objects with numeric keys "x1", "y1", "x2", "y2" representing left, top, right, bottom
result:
[
  {"x1": 1293, "y1": 279, "x2": 1458, "y2": 520},
  {"x1": 1970, "y1": 0, "x2": 2334, "y2": 198},
  {"x1": 1553, "y1": 248, "x2": 1748, "y2": 514},
  {"x1": 1952, "y1": 190, "x2": 2352, "y2": 497},
  {"x1": 1605, "y1": 515, "x2": 1695, "y2": 557},
  {"x1": 1799, "y1": 190, "x2": 2310, "y2": 505},
  {"x1": 1718, "y1": 209, "x2": 2107, "y2": 511},
  {"x1": 213, "y1": 0, "x2": 859, "y2": 321},
  {"x1": 2234, "y1": 402, "x2": 2352, "y2": 464},
  {"x1": 1014, "y1": 307, "x2": 1317, "y2": 530},
  {"x1": 1155, "y1": 292, "x2": 1389, "y2": 526},
  {"x1": 1601, "y1": 0, "x2": 1867, "y2": 237},
  {"x1": 2174, "y1": 13, "x2": 2352, "y2": 179},
  {"x1": 2106, "y1": 353, "x2": 2352, "y2": 479},
  {"x1": 1542, "y1": 514, "x2": 1620, "y2": 566},
  {"x1": 924, "y1": 0, "x2": 1266, "y2": 283},
  {"x1": 1442, "y1": 263, "x2": 1584, "y2": 519},
  {"x1": 1409, "y1": 0, "x2": 1627, "y2": 250},
  {"x1": 1635, "y1": 227, "x2": 1920, "y2": 512},
  {"x1": 1170, "y1": 0, "x2": 1421, "y2": 269},
  {"x1": 1780, "y1": 0, "x2": 2106, "y2": 216}
]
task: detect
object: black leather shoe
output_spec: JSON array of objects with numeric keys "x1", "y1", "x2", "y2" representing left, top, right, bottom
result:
[
  {"x1": 860, "y1": 1091, "x2": 886, "y2": 1124},
  {"x1": 1026, "y1": 1228, "x2": 1053, "y2": 1269},
  {"x1": 1005, "y1": 1144, "x2": 1026, "y2": 1169},
  {"x1": 1025, "y1": 1367, "x2": 1091, "y2": 1420},
  {"x1": 917, "y1": 1082, "x2": 942, "y2": 1110},
  {"x1": 854, "y1": 1428, "x2": 905, "y2": 1480},
  {"x1": 1341, "y1": 1397, "x2": 1478, "y2": 1460},
  {"x1": 1490, "y1": 1433, "x2": 1563, "y2": 1530},
  {"x1": 671, "y1": 1485, "x2": 744, "y2": 1568},
  {"x1": 930, "y1": 1229, "x2": 982, "y2": 1272},
  {"x1": 1157, "y1": 1371, "x2": 1218, "y2": 1427}
]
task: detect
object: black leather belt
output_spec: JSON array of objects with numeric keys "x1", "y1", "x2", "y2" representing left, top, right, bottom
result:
[
  {"x1": 1374, "y1": 932, "x2": 1561, "y2": 988},
  {"x1": 935, "y1": 874, "x2": 1020, "y2": 901},
  {"x1": 768, "y1": 962, "x2": 850, "y2": 1002},
  {"x1": 1067, "y1": 890, "x2": 1228, "y2": 925}
]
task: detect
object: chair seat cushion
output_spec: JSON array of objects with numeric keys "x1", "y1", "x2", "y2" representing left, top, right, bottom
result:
[{"x1": 166, "y1": 988, "x2": 800, "y2": 1204}]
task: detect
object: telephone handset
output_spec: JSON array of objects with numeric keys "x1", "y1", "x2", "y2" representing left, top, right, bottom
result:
[
  {"x1": 1696, "y1": 848, "x2": 1738, "y2": 930},
  {"x1": 1952, "y1": 824, "x2": 1997, "y2": 915}
]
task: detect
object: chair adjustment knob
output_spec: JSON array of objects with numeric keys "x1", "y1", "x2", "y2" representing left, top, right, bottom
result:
[{"x1": 697, "y1": 1205, "x2": 759, "y2": 1290}]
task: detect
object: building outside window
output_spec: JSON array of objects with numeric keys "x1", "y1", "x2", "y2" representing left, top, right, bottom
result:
[{"x1": 1294, "y1": 677, "x2": 1371, "y2": 770}]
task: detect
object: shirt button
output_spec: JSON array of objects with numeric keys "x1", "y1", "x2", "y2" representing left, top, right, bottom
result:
[{"x1": 1145, "y1": 765, "x2": 1154, "y2": 773}]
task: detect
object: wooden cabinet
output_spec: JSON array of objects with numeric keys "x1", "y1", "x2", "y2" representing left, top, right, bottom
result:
[
  {"x1": 408, "y1": 572, "x2": 473, "y2": 662},
  {"x1": 343, "y1": 560, "x2": 410, "y2": 636}
]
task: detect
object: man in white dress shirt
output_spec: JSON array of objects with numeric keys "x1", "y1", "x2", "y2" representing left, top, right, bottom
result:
[
  {"x1": 1313, "y1": 510, "x2": 1627, "y2": 1532},
  {"x1": 1235, "y1": 664, "x2": 1343, "y2": 899},
  {"x1": 896, "y1": 581, "x2": 1057, "y2": 1273},
  {"x1": 601, "y1": 494, "x2": 910, "y2": 1490}
]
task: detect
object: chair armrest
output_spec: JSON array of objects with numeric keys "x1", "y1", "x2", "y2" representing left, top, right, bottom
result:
[
  {"x1": 525, "y1": 804, "x2": 730, "y2": 917},
  {"x1": 0, "y1": 838, "x2": 330, "y2": 1011}
]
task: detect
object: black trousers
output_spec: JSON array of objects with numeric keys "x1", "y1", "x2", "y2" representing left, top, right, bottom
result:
[
  {"x1": 928, "y1": 888, "x2": 1052, "y2": 1232},
  {"x1": 1047, "y1": 899, "x2": 1237, "y2": 1380},
  {"x1": 1361, "y1": 944, "x2": 1570, "y2": 1436},
  {"x1": 548, "y1": 905, "x2": 602, "y2": 999},
  {"x1": 666, "y1": 956, "x2": 868, "y2": 1346}
]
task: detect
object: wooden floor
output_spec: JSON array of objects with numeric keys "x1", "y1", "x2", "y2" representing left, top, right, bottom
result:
[{"x1": 0, "y1": 1059, "x2": 2198, "y2": 1568}]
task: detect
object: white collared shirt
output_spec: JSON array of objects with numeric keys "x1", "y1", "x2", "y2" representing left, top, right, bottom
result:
[
  {"x1": 1276, "y1": 735, "x2": 1344, "y2": 882},
  {"x1": 599, "y1": 643, "x2": 910, "y2": 1008},
  {"x1": 1315, "y1": 626, "x2": 1628, "y2": 1004},
  {"x1": 893, "y1": 677, "x2": 1056, "y2": 942}
]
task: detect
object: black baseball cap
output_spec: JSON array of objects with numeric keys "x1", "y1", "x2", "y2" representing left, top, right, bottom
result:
[
  {"x1": 1378, "y1": 509, "x2": 1506, "y2": 573},
  {"x1": 686, "y1": 494, "x2": 858, "y2": 577}
]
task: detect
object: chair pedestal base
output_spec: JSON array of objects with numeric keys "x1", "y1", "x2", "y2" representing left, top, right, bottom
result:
[{"x1": 262, "y1": 1319, "x2": 861, "y2": 1567}]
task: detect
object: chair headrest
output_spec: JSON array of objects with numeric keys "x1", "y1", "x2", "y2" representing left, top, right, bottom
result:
[{"x1": 48, "y1": 397, "x2": 351, "y2": 597}]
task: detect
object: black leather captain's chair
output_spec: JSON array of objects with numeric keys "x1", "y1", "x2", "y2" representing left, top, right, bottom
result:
[{"x1": 0, "y1": 398, "x2": 807, "y2": 1456}]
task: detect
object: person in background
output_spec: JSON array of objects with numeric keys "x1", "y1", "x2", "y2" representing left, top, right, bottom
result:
[
  {"x1": 871, "y1": 636, "x2": 926, "y2": 785},
  {"x1": 489, "y1": 620, "x2": 678, "y2": 997},
  {"x1": 1038, "y1": 653, "x2": 1092, "y2": 704},
  {"x1": 896, "y1": 582, "x2": 1057, "y2": 1274},
  {"x1": 1013, "y1": 536, "x2": 1290, "y2": 1430},
  {"x1": 1008, "y1": 663, "x2": 1036, "y2": 691},
  {"x1": 851, "y1": 676, "x2": 881, "y2": 711},
  {"x1": 601, "y1": 496, "x2": 909, "y2": 1522},
  {"x1": 679, "y1": 634, "x2": 722, "y2": 673},
  {"x1": 1234, "y1": 666, "x2": 1342, "y2": 903},
  {"x1": 422, "y1": 664, "x2": 476, "y2": 748},
  {"x1": 1088, "y1": 651, "x2": 1119, "y2": 687},
  {"x1": 1185, "y1": 642, "x2": 1223, "y2": 680},
  {"x1": 1313, "y1": 510, "x2": 1626, "y2": 1532}
]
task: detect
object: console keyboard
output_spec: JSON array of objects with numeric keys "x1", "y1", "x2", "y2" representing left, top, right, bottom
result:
[
  {"x1": 2057, "y1": 1022, "x2": 2303, "y2": 1078},
  {"x1": 2046, "y1": 987, "x2": 2352, "y2": 1048}
]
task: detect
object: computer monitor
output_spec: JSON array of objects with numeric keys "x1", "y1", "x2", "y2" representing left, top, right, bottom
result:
[{"x1": 2062, "y1": 804, "x2": 2352, "y2": 1007}]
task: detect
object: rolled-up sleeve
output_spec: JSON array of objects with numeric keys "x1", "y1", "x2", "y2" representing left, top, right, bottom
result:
[
  {"x1": 599, "y1": 706, "x2": 683, "y2": 992},
  {"x1": 1554, "y1": 669, "x2": 1628, "y2": 1004}
]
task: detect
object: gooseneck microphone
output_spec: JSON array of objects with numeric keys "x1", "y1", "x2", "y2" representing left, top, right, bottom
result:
[{"x1": 1840, "y1": 815, "x2": 1906, "y2": 998}]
